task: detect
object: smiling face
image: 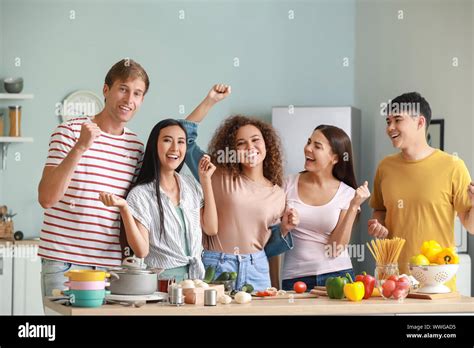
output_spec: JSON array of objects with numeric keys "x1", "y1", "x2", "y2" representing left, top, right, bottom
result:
[
  {"x1": 304, "y1": 130, "x2": 338, "y2": 173},
  {"x1": 235, "y1": 124, "x2": 266, "y2": 169},
  {"x1": 102, "y1": 78, "x2": 146, "y2": 124},
  {"x1": 157, "y1": 125, "x2": 186, "y2": 172},
  {"x1": 386, "y1": 112, "x2": 425, "y2": 150}
]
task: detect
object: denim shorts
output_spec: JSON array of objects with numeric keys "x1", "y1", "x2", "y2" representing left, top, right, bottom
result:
[
  {"x1": 282, "y1": 268, "x2": 355, "y2": 291},
  {"x1": 202, "y1": 249, "x2": 271, "y2": 291},
  {"x1": 40, "y1": 258, "x2": 107, "y2": 297}
]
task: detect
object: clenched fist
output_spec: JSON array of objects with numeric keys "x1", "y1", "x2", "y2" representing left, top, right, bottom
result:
[
  {"x1": 350, "y1": 181, "x2": 371, "y2": 208},
  {"x1": 207, "y1": 84, "x2": 231, "y2": 103},
  {"x1": 198, "y1": 155, "x2": 216, "y2": 182},
  {"x1": 75, "y1": 121, "x2": 101, "y2": 152},
  {"x1": 367, "y1": 219, "x2": 388, "y2": 238},
  {"x1": 99, "y1": 192, "x2": 127, "y2": 208},
  {"x1": 281, "y1": 207, "x2": 300, "y2": 237}
]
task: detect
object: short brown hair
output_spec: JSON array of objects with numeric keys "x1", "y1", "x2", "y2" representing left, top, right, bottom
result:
[
  {"x1": 104, "y1": 59, "x2": 150, "y2": 94},
  {"x1": 208, "y1": 115, "x2": 284, "y2": 187}
]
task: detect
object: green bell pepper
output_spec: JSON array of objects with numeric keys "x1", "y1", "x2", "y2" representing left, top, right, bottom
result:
[{"x1": 325, "y1": 275, "x2": 349, "y2": 299}]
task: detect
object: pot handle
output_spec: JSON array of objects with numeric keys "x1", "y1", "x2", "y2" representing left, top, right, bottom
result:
[
  {"x1": 149, "y1": 268, "x2": 165, "y2": 276},
  {"x1": 109, "y1": 271, "x2": 120, "y2": 281},
  {"x1": 122, "y1": 256, "x2": 145, "y2": 269}
]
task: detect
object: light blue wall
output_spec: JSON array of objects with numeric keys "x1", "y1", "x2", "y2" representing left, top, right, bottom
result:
[
  {"x1": 354, "y1": 0, "x2": 473, "y2": 287},
  {"x1": 1, "y1": 1, "x2": 472, "y2": 293},
  {"x1": 0, "y1": 0, "x2": 356, "y2": 239},
  {"x1": 0, "y1": 0, "x2": 4, "y2": 201}
]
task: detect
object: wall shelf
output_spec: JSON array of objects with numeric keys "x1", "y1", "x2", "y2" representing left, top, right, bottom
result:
[
  {"x1": 0, "y1": 94, "x2": 34, "y2": 100},
  {"x1": 0, "y1": 137, "x2": 34, "y2": 171}
]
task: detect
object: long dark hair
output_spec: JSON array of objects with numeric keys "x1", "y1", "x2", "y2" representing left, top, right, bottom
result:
[
  {"x1": 312, "y1": 125, "x2": 357, "y2": 190},
  {"x1": 126, "y1": 119, "x2": 187, "y2": 243}
]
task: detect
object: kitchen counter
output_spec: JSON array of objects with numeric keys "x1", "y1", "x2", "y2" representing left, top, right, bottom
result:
[{"x1": 44, "y1": 295, "x2": 474, "y2": 316}]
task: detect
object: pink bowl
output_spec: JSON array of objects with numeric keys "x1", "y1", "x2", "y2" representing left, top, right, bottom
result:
[{"x1": 64, "y1": 280, "x2": 110, "y2": 290}]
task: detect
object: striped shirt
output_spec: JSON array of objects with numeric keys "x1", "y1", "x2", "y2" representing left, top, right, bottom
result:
[
  {"x1": 126, "y1": 173, "x2": 205, "y2": 279},
  {"x1": 39, "y1": 116, "x2": 144, "y2": 268}
]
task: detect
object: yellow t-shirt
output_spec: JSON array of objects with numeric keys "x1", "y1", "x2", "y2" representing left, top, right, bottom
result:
[{"x1": 370, "y1": 149, "x2": 472, "y2": 281}]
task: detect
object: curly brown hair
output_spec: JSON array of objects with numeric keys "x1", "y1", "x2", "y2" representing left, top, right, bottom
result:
[{"x1": 208, "y1": 115, "x2": 284, "y2": 187}]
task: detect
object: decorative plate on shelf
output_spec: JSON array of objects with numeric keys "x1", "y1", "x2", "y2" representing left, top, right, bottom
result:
[{"x1": 59, "y1": 90, "x2": 104, "y2": 122}]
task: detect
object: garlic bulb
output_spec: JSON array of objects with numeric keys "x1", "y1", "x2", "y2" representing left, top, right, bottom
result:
[{"x1": 234, "y1": 291, "x2": 252, "y2": 304}]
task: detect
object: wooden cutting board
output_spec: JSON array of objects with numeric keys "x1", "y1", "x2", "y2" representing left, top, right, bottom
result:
[
  {"x1": 251, "y1": 290, "x2": 319, "y2": 300},
  {"x1": 312, "y1": 286, "x2": 460, "y2": 300},
  {"x1": 407, "y1": 291, "x2": 460, "y2": 300}
]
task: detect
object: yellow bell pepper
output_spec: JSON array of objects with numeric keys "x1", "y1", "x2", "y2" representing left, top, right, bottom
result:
[
  {"x1": 435, "y1": 248, "x2": 459, "y2": 264},
  {"x1": 421, "y1": 240, "x2": 443, "y2": 263},
  {"x1": 343, "y1": 273, "x2": 365, "y2": 302}
]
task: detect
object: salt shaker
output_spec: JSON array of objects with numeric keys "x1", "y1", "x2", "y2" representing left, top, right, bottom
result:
[{"x1": 204, "y1": 289, "x2": 217, "y2": 306}]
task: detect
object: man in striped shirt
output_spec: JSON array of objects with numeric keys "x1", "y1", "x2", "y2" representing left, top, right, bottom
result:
[{"x1": 38, "y1": 59, "x2": 149, "y2": 296}]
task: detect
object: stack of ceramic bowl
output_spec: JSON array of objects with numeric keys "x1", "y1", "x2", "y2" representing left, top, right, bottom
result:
[{"x1": 64, "y1": 270, "x2": 111, "y2": 307}]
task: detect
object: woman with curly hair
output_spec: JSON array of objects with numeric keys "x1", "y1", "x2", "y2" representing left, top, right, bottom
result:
[{"x1": 179, "y1": 84, "x2": 298, "y2": 290}]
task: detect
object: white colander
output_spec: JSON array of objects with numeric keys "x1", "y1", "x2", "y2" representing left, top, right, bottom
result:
[{"x1": 409, "y1": 264, "x2": 459, "y2": 293}]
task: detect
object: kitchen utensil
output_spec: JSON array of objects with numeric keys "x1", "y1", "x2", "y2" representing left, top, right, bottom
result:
[
  {"x1": 108, "y1": 257, "x2": 163, "y2": 295},
  {"x1": 158, "y1": 278, "x2": 176, "y2": 293},
  {"x1": 64, "y1": 270, "x2": 111, "y2": 282},
  {"x1": 4, "y1": 77, "x2": 23, "y2": 93},
  {"x1": 106, "y1": 300, "x2": 146, "y2": 308},
  {"x1": 63, "y1": 289, "x2": 110, "y2": 300},
  {"x1": 105, "y1": 292, "x2": 167, "y2": 303},
  {"x1": 63, "y1": 289, "x2": 110, "y2": 308},
  {"x1": 64, "y1": 280, "x2": 110, "y2": 291},
  {"x1": 168, "y1": 285, "x2": 185, "y2": 306},
  {"x1": 251, "y1": 290, "x2": 319, "y2": 300},
  {"x1": 409, "y1": 264, "x2": 459, "y2": 293},
  {"x1": 204, "y1": 289, "x2": 217, "y2": 306},
  {"x1": 68, "y1": 298, "x2": 106, "y2": 308}
]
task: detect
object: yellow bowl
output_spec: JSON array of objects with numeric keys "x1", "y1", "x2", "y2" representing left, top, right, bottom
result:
[{"x1": 64, "y1": 270, "x2": 110, "y2": 281}]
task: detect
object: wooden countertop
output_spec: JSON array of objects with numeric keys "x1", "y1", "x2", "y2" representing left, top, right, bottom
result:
[
  {"x1": 0, "y1": 239, "x2": 39, "y2": 246},
  {"x1": 44, "y1": 295, "x2": 474, "y2": 316}
]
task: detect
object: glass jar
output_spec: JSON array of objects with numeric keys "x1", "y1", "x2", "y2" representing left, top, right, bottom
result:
[
  {"x1": 375, "y1": 263, "x2": 409, "y2": 301},
  {"x1": 9, "y1": 105, "x2": 21, "y2": 137},
  {"x1": 0, "y1": 112, "x2": 4, "y2": 136}
]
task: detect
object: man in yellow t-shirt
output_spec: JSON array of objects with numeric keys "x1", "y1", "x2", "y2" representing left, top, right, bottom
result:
[{"x1": 368, "y1": 92, "x2": 474, "y2": 283}]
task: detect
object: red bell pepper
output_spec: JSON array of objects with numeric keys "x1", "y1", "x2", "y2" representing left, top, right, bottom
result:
[{"x1": 355, "y1": 271, "x2": 375, "y2": 299}]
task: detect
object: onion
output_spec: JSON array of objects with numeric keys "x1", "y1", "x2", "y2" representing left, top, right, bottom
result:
[
  {"x1": 179, "y1": 279, "x2": 195, "y2": 289},
  {"x1": 234, "y1": 291, "x2": 252, "y2": 304},
  {"x1": 218, "y1": 295, "x2": 232, "y2": 304}
]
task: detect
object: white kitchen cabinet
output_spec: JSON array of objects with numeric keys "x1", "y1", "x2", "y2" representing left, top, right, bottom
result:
[
  {"x1": 0, "y1": 242, "x2": 13, "y2": 315},
  {"x1": 13, "y1": 243, "x2": 44, "y2": 315}
]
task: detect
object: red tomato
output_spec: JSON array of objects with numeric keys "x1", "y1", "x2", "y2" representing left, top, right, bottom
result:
[
  {"x1": 387, "y1": 275, "x2": 399, "y2": 282},
  {"x1": 399, "y1": 276, "x2": 409, "y2": 283},
  {"x1": 382, "y1": 279, "x2": 396, "y2": 292},
  {"x1": 396, "y1": 279, "x2": 410, "y2": 290},
  {"x1": 293, "y1": 281, "x2": 307, "y2": 293},
  {"x1": 256, "y1": 291, "x2": 269, "y2": 297},
  {"x1": 382, "y1": 287, "x2": 393, "y2": 298},
  {"x1": 392, "y1": 288, "x2": 405, "y2": 299}
]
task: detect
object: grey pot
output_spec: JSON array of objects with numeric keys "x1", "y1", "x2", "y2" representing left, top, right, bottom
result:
[
  {"x1": 108, "y1": 269, "x2": 158, "y2": 295},
  {"x1": 4, "y1": 77, "x2": 23, "y2": 93}
]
